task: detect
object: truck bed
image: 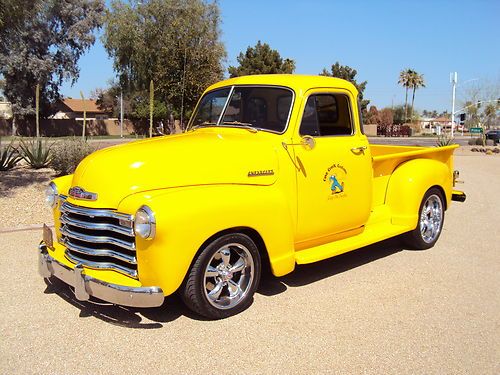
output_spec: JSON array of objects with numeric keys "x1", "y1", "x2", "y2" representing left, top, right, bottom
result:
[
  {"x1": 370, "y1": 144, "x2": 458, "y2": 174},
  {"x1": 370, "y1": 144, "x2": 458, "y2": 207}
]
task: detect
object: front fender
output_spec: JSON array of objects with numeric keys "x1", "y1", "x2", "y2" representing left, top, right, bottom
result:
[
  {"x1": 119, "y1": 184, "x2": 296, "y2": 296},
  {"x1": 385, "y1": 158, "x2": 452, "y2": 228}
]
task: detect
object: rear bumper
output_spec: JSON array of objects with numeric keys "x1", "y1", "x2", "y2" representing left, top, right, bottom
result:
[{"x1": 38, "y1": 243, "x2": 164, "y2": 308}]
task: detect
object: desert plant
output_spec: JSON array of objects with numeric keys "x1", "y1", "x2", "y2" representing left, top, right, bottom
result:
[
  {"x1": 18, "y1": 138, "x2": 53, "y2": 169},
  {"x1": 0, "y1": 139, "x2": 22, "y2": 171},
  {"x1": 467, "y1": 137, "x2": 486, "y2": 146},
  {"x1": 435, "y1": 134, "x2": 454, "y2": 147},
  {"x1": 50, "y1": 139, "x2": 95, "y2": 175}
]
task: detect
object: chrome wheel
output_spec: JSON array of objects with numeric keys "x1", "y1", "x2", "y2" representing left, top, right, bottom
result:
[
  {"x1": 419, "y1": 194, "x2": 443, "y2": 243},
  {"x1": 203, "y1": 243, "x2": 255, "y2": 310}
]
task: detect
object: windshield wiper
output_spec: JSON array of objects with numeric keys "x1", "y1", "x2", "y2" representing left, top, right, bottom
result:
[
  {"x1": 190, "y1": 122, "x2": 217, "y2": 131},
  {"x1": 221, "y1": 121, "x2": 258, "y2": 133}
]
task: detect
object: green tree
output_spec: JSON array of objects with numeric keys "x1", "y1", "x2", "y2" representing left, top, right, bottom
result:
[
  {"x1": 398, "y1": 68, "x2": 414, "y2": 122},
  {"x1": 409, "y1": 71, "x2": 425, "y2": 122},
  {"x1": 103, "y1": 0, "x2": 226, "y2": 125},
  {"x1": 0, "y1": 0, "x2": 104, "y2": 123},
  {"x1": 228, "y1": 41, "x2": 295, "y2": 77},
  {"x1": 320, "y1": 62, "x2": 370, "y2": 118},
  {"x1": 483, "y1": 102, "x2": 497, "y2": 128},
  {"x1": 392, "y1": 105, "x2": 406, "y2": 124},
  {"x1": 463, "y1": 101, "x2": 479, "y2": 128}
]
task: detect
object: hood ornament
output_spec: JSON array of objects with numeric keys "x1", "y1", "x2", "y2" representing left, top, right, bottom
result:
[{"x1": 68, "y1": 186, "x2": 98, "y2": 201}]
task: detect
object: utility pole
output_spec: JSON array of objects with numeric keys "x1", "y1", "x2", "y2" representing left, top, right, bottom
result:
[
  {"x1": 120, "y1": 91, "x2": 123, "y2": 138},
  {"x1": 450, "y1": 72, "x2": 457, "y2": 138},
  {"x1": 180, "y1": 47, "x2": 187, "y2": 131},
  {"x1": 149, "y1": 79, "x2": 154, "y2": 138},
  {"x1": 80, "y1": 90, "x2": 86, "y2": 141},
  {"x1": 35, "y1": 83, "x2": 40, "y2": 138}
]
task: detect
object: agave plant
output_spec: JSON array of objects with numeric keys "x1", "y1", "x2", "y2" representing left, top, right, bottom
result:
[
  {"x1": 18, "y1": 138, "x2": 53, "y2": 169},
  {"x1": 435, "y1": 134, "x2": 454, "y2": 147},
  {"x1": 0, "y1": 138, "x2": 22, "y2": 171}
]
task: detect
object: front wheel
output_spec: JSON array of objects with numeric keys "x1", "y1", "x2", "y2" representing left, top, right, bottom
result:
[
  {"x1": 403, "y1": 187, "x2": 445, "y2": 250},
  {"x1": 181, "y1": 233, "x2": 261, "y2": 319}
]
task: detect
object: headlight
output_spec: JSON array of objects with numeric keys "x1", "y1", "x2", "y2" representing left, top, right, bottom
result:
[
  {"x1": 45, "y1": 182, "x2": 58, "y2": 208},
  {"x1": 134, "y1": 205, "x2": 156, "y2": 240}
]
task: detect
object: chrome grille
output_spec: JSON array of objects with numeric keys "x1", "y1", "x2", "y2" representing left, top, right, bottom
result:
[{"x1": 59, "y1": 199, "x2": 137, "y2": 278}]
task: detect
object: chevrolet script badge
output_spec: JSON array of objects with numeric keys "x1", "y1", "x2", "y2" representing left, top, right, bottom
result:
[{"x1": 68, "y1": 186, "x2": 98, "y2": 201}]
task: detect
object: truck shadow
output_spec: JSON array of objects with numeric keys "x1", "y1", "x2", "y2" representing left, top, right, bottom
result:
[
  {"x1": 258, "y1": 237, "x2": 403, "y2": 296},
  {"x1": 0, "y1": 166, "x2": 54, "y2": 198},
  {"x1": 43, "y1": 278, "x2": 202, "y2": 328},
  {"x1": 43, "y1": 237, "x2": 404, "y2": 328}
]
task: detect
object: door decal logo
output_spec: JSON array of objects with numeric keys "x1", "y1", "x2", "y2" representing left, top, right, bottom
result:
[
  {"x1": 323, "y1": 163, "x2": 347, "y2": 198},
  {"x1": 329, "y1": 175, "x2": 344, "y2": 193}
]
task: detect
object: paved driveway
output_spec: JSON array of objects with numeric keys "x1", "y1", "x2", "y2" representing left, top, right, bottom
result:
[{"x1": 1, "y1": 154, "x2": 499, "y2": 374}]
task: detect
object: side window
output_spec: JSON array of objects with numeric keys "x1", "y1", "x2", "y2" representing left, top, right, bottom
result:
[{"x1": 299, "y1": 93, "x2": 353, "y2": 136}]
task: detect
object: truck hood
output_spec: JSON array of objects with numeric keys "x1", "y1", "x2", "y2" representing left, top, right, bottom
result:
[{"x1": 68, "y1": 129, "x2": 279, "y2": 209}]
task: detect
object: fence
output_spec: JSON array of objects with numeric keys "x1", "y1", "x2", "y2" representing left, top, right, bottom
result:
[
  {"x1": 0, "y1": 118, "x2": 135, "y2": 137},
  {"x1": 377, "y1": 124, "x2": 412, "y2": 137}
]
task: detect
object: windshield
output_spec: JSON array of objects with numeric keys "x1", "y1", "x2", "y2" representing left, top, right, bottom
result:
[{"x1": 190, "y1": 86, "x2": 293, "y2": 133}]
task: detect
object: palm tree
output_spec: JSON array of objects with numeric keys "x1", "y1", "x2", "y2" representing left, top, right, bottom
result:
[
  {"x1": 409, "y1": 71, "x2": 425, "y2": 123},
  {"x1": 398, "y1": 69, "x2": 413, "y2": 123}
]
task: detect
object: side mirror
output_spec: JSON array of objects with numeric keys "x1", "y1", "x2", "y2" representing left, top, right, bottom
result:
[{"x1": 301, "y1": 135, "x2": 316, "y2": 150}]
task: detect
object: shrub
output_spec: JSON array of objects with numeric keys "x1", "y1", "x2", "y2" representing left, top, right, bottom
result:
[
  {"x1": 50, "y1": 139, "x2": 95, "y2": 175},
  {"x1": 436, "y1": 134, "x2": 454, "y2": 147},
  {"x1": 0, "y1": 139, "x2": 22, "y2": 171},
  {"x1": 468, "y1": 137, "x2": 486, "y2": 146},
  {"x1": 19, "y1": 138, "x2": 53, "y2": 169}
]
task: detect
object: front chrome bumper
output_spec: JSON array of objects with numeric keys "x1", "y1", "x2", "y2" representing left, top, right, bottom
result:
[{"x1": 38, "y1": 243, "x2": 164, "y2": 308}]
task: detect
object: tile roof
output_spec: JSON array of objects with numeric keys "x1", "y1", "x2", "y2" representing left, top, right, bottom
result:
[{"x1": 62, "y1": 98, "x2": 105, "y2": 113}]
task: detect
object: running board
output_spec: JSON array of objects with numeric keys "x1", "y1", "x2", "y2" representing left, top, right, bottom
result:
[{"x1": 295, "y1": 222, "x2": 410, "y2": 264}]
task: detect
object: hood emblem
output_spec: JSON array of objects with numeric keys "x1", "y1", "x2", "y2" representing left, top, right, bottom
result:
[
  {"x1": 69, "y1": 186, "x2": 98, "y2": 201},
  {"x1": 248, "y1": 169, "x2": 274, "y2": 177}
]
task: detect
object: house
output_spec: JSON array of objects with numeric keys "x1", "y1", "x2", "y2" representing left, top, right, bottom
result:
[
  {"x1": 433, "y1": 116, "x2": 453, "y2": 127},
  {"x1": 51, "y1": 98, "x2": 110, "y2": 121},
  {"x1": 418, "y1": 116, "x2": 452, "y2": 134}
]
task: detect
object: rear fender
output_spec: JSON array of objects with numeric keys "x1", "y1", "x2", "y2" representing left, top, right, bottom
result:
[{"x1": 385, "y1": 159, "x2": 451, "y2": 228}]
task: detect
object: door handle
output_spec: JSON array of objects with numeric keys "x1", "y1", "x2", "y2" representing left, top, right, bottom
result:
[{"x1": 351, "y1": 146, "x2": 367, "y2": 154}]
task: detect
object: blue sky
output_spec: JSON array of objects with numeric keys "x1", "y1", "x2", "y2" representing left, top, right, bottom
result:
[{"x1": 61, "y1": 0, "x2": 500, "y2": 112}]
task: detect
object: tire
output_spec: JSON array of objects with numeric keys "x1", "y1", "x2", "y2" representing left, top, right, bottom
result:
[
  {"x1": 403, "y1": 187, "x2": 445, "y2": 250},
  {"x1": 181, "y1": 233, "x2": 261, "y2": 319}
]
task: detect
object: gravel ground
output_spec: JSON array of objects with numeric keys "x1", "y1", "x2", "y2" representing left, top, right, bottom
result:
[
  {"x1": 0, "y1": 165, "x2": 55, "y2": 230},
  {"x1": 0, "y1": 153, "x2": 499, "y2": 374}
]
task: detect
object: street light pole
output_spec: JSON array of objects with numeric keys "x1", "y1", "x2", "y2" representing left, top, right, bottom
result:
[{"x1": 450, "y1": 72, "x2": 457, "y2": 137}]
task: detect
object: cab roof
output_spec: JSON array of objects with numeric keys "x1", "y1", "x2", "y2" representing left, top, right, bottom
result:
[{"x1": 206, "y1": 74, "x2": 359, "y2": 96}]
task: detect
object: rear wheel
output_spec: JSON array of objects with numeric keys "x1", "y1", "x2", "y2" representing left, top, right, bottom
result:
[
  {"x1": 403, "y1": 187, "x2": 445, "y2": 250},
  {"x1": 181, "y1": 233, "x2": 261, "y2": 319}
]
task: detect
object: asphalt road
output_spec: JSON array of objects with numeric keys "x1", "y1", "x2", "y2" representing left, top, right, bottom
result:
[
  {"x1": 1, "y1": 154, "x2": 499, "y2": 374},
  {"x1": 368, "y1": 136, "x2": 472, "y2": 147}
]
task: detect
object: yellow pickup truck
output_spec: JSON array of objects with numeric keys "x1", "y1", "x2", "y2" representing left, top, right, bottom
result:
[{"x1": 39, "y1": 75, "x2": 466, "y2": 319}]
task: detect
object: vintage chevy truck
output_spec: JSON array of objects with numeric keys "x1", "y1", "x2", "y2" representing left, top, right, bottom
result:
[{"x1": 39, "y1": 75, "x2": 466, "y2": 319}]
